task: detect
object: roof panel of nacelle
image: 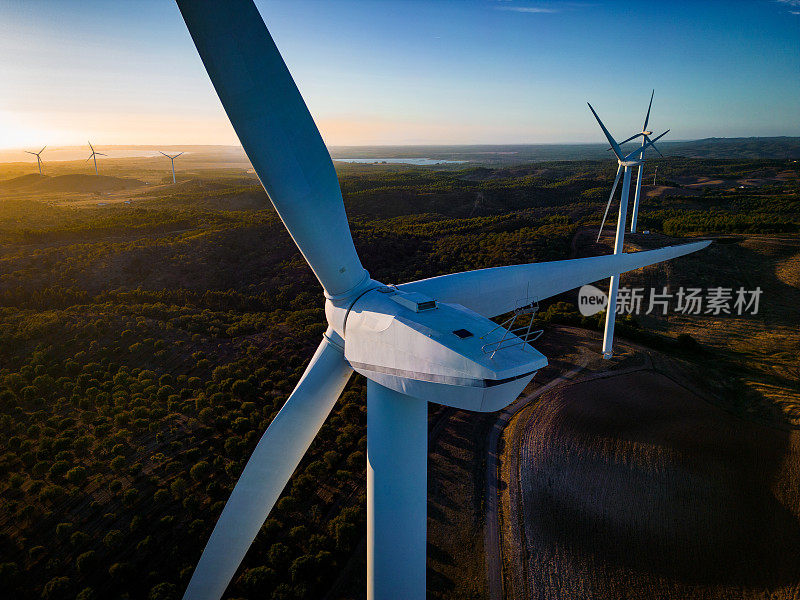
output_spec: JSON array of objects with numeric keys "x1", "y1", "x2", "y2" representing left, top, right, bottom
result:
[{"x1": 345, "y1": 288, "x2": 547, "y2": 384}]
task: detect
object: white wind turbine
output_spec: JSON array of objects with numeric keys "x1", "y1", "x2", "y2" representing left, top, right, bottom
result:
[
  {"x1": 588, "y1": 103, "x2": 669, "y2": 359},
  {"x1": 159, "y1": 151, "x2": 184, "y2": 183},
  {"x1": 25, "y1": 146, "x2": 46, "y2": 175},
  {"x1": 594, "y1": 96, "x2": 669, "y2": 243},
  {"x1": 86, "y1": 141, "x2": 106, "y2": 175},
  {"x1": 615, "y1": 90, "x2": 666, "y2": 233},
  {"x1": 176, "y1": 1, "x2": 710, "y2": 599}
]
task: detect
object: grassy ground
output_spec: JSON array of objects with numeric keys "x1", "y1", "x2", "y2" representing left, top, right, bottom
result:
[
  {"x1": 0, "y1": 155, "x2": 797, "y2": 599},
  {"x1": 515, "y1": 363, "x2": 800, "y2": 600}
]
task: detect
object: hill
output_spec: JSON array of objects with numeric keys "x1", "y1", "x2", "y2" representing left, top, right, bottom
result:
[
  {"x1": 0, "y1": 174, "x2": 146, "y2": 194},
  {"x1": 662, "y1": 136, "x2": 800, "y2": 160}
]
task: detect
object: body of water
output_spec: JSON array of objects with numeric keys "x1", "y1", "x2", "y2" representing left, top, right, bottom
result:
[{"x1": 333, "y1": 157, "x2": 467, "y2": 165}]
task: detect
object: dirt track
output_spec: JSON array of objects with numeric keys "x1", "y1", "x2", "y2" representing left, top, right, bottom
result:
[{"x1": 515, "y1": 368, "x2": 800, "y2": 599}]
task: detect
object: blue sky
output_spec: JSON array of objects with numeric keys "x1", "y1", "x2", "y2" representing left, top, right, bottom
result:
[{"x1": 1, "y1": 0, "x2": 798, "y2": 148}]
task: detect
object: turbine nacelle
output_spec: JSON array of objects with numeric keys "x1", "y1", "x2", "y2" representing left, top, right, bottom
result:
[{"x1": 325, "y1": 283, "x2": 546, "y2": 412}]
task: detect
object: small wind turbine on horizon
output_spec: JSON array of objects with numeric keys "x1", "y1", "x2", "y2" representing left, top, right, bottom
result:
[
  {"x1": 588, "y1": 101, "x2": 669, "y2": 359},
  {"x1": 25, "y1": 146, "x2": 46, "y2": 175},
  {"x1": 86, "y1": 141, "x2": 106, "y2": 175},
  {"x1": 160, "y1": 151, "x2": 184, "y2": 183}
]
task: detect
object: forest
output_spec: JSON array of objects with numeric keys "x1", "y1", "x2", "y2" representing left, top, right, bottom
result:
[{"x1": 0, "y1": 156, "x2": 798, "y2": 599}]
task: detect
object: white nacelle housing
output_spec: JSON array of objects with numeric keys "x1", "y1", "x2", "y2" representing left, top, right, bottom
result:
[{"x1": 342, "y1": 287, "x2": 547, "y2": 412}]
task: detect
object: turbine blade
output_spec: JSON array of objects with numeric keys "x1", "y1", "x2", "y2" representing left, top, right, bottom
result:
[
  {"x1": 597, "y1": 165, "x2": 622, "y2": 243},
  {"x1": 40, "y1": 146, "x2": 47, "y2": 154},
  {"x1": 642, "y1": 89, "x2": 654, "y2": 132},
  {"x1": 96, "y1": 153, "x2": 107, "y2": 156},
  {"x1": 624, "y1": 129, "x2": 669, "y2": 161},
  {"x1": 25, "y1": 151, "x2": 35, "y2": 155},
  {"x1": 88, "y1": 141, "x2": 94, "y2": 152},
  {"x1": 174, "y1": 152, "x2": 184, "y2": 158},
  {"x1": 177, "y1": 0, "x2": 368, "y2": 297},
  {"x1": 616, "y1": 132, "x2": 644, "y2": 147},
  {"x1": 159, "y1": 151, "x2": 169, "y2": 157},
  {"x1": 182, "y1": 334, "x2": 352, "y2": 600},
  {"x1": 644, "y1": 135, "x2": 665, "y2": 158},
  {"x1": 587, "y1": 103, "x2": 622, "y2": 160},
  {"x1": 398, "y1": 240, "x2": 711, "y2": 319}
]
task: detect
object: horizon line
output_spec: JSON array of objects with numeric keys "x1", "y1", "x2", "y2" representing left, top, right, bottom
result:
[{"x1": 4, "y1": 135, "x2": 800, "y2": 154}]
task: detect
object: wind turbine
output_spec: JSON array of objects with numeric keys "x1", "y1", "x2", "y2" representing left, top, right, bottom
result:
[
  {"x1": 176, "y1": 2, "x2": 710, "y2": 599},
  {"x1": 25, "y1": 146, "x2": 46, "y2": 175},
  {"x1": 589, "y1": 103, "x2": 669, "y2": 359},
  {"x1": 603, "y1": 90, "x2": 667, "y2": 234},
  {"x1": 86, "y1": 141, "x2": 106, "y2": 175},
  {"x1": 159, "y1": 151, "x2": 183, "y2": 183}
]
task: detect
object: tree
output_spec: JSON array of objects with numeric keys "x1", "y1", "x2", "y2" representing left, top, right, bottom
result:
[
  {"x1": 239, "y1": 566, "x2": 277, "y2": 595},
  {"x1": 189, "y1": 461, "x2": 210, "y2": 482},
  {"x1": 148, "y1": 582, "x2": 178, "y2": 600},
  {"x1": 267, "y1": 543, "x2": 290, "y2": 571},
  {"x1": 48, "y1": 460, "x2": 70, "y2": 480},
  {"x1": 170, "y1": 477, "x2": 187, "y2": 500},
  {"x1": 75, "y1": 588, "x2": 96, "y2": 600},
  {"x1": 122, "y1": 489, "x2": 138, "y2": 507},
  {"x1": 103, "y1": 530, "x2": 123, "y2": 550},
  {"x1": 109, "y1": 456, "x2": 126, "y2": 472},
  {"x1": 289, "y1": 554, "x2": 317, "y2": 584},
  {"x1": 75, "y1": 551, "x2": 96, "y2": 575},
  {"x1": 66, "y1": 466, "x2": 87, "y2": 485},
  {"x1": 231, "y1": 379, "x2": 255, "y2": 400},
  {"x1": 41, "y1": 576, "x2": 71, "y2": 600}
]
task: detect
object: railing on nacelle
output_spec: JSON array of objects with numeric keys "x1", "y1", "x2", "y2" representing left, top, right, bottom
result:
[{"x1": 480, "y1": 297, "x2": 543, "y2": 359}]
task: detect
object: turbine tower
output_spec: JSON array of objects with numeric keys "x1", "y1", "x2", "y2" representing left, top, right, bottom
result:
[
  {"x1": 622, "y1": 91, "x2": 666, "y2": 233},
  {"x1": 25, "y1": 146, "x2": 46, "y2": 175},
  {"x1": 160, "y1": 151, "x2": 183, "y2": 183},
  {"x1": 589, "y1": 103, "x2": 669, "y2": 359},
  {"x1": 175, "y1": 2, "x2": 709, "y2": 598},
  {"x1": 86, "y1": 141, "x2": 106, "y2": 175}
]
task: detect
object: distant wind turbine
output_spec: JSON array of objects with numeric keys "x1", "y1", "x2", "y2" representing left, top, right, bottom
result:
[
  {"x1": 86, "y1": 141, "x2": 106, "y2": 175},
  {"x1": 589, "y1": 101, "x2": 669, "y2": 359},
  {"x1": 605, "y1": 90, "x2": 667, "y2": 234},
  {"x1": 160, "y1": 151, "x2": 184, "y2": 183},
  {"x1": 25, "y1": 146, "x2": 46, "y2": 175}
]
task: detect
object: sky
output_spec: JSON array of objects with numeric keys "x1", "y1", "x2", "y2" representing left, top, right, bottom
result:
[{"x1": 1, "y1": 0, "x2": 799, "y2": 150}]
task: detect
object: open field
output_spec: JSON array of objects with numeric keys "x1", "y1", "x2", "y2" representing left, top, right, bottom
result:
[
  {"x1": 515, "y1": 363, "x2": 800, "y2": 600},
  {"x1": 0, "y1": 153, "x2": 797, "y2": 599}
]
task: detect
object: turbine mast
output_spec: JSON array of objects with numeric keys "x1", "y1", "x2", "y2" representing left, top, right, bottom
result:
[
  {"x1": 602, "y1": 165, "x2": 633, "y2": 359},
  {"x1": 367, "y1": 381, "x2": 427, "y2": 600}
]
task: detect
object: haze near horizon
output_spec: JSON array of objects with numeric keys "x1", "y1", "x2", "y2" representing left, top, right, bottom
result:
[{"x1": 1, "y1": 0, "x2": 799, "y2": 149}]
